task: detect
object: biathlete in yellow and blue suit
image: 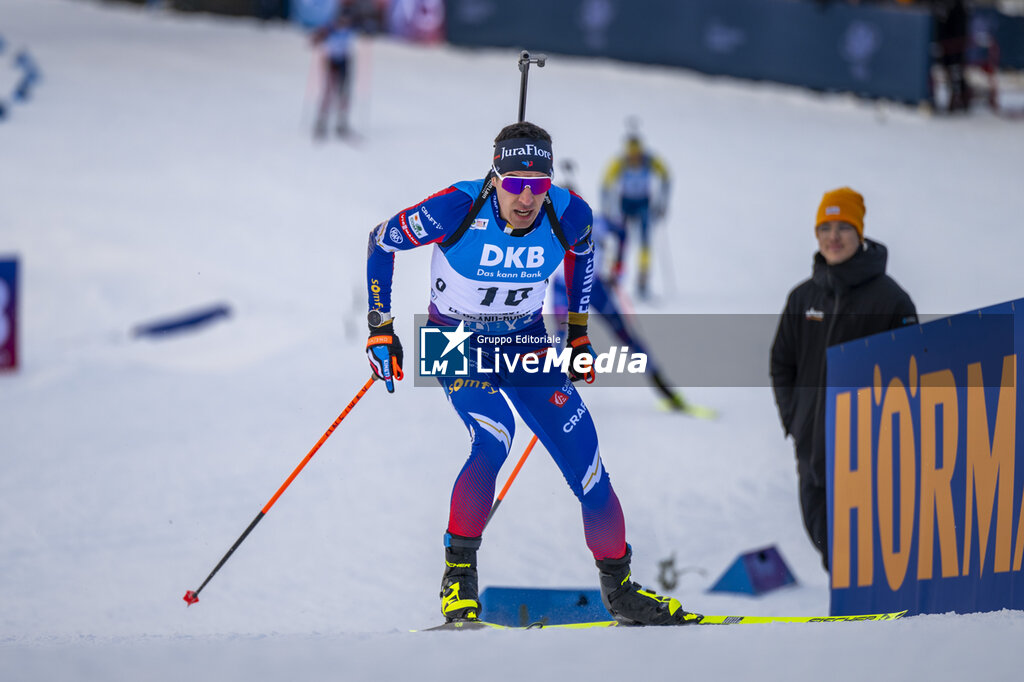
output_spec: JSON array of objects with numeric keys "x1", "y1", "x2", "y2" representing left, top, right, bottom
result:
[
  {"x1": 363, "y1": 121, "x2": 701, "y2": 626},
  {"x1": 600, "y1": 135, "x2": 671, "y2": 297}
]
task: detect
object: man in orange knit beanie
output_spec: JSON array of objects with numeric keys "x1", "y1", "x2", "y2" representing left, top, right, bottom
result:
[{"x1": 769, "y1": 187, "x2": 917, "y2": 571}]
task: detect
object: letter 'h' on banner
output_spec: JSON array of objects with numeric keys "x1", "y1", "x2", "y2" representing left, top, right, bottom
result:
[{"x1": 0, "y1": 257, "x2": 17, "y2": 371}]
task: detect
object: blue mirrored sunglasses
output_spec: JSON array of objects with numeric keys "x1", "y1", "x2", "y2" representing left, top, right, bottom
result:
[{"x1": 492, "y1": 167, "x2": 552, "y2": 195}]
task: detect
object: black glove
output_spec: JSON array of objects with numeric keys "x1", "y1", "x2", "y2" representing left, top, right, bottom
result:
[
  {"x1": 566, "y1": 323, "x2": 596, "y2": 384},
  {"x1": 366, "y1": 322, "x2": 404, "y2": 393}
]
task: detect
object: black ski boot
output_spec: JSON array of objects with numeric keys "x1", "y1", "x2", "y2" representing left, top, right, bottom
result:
[
  {"x1": 596, "y1": 546, "x2": 702, "y2": 625},
  {"x1": 440, "y1": 532, "x2": 482, "y2": 622},
  {"x1": 652, "y1": 370, "x2": 688, "y2": 412}
]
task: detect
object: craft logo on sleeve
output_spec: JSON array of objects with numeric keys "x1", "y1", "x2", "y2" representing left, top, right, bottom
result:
[
  {"x1": 0, "y1": 258, "x2": 18, "y2": 371},
  {"x1": 419, "y1": 321, "x2": 471, "y2": 377}
]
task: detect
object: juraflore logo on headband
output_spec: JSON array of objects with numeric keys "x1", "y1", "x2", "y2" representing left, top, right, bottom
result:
[{"x1": 492, "y1": 137, "x2": 554, "y2": 176}]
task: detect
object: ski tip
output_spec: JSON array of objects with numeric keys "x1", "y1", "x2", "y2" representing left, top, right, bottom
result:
[
  {"x1": 183, "y1": 590, "x2": 199, "y2": 606},
  {"x1": 661, "y1": 399, "x2": 719, "y2": 420},
  {"x1": 684, "y1": 405, "x2": 719, "y2": 420}
]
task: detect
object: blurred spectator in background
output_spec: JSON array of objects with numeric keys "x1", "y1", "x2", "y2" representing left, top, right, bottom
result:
[
  {"x1": 932, "y1": 0, "x2": 970, "y2": 111},
  {"x1": 770, "y1": 187, "x2": 916, "y2": 572},
  {"x1": 311, "y1": 0, "x2": 358, "y2": 139},
  {"x1": 600, "y1": 130, "x2": 671, "y2": 299}
]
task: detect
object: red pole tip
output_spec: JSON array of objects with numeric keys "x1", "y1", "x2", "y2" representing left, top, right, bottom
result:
[{"x1": 183, "y1": 590, "x2": 199, "y2": 606}]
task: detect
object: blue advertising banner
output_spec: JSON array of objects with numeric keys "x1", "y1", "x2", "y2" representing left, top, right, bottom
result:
[
  {"x1": 0, "y1": 257, "x2": 18, "y2": 370},
  {"x1": 825, "y1": 299, "x2": 1023, "y2": 616},
  {"x1": 444, "y1": 0, "x2": 933, "y2": 103},
  {"x1": 291, "y1": 0, "x2": 340, "y2": 29}
]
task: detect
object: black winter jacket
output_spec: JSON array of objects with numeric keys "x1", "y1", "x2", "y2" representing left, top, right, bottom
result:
[{"x1": 770, "y1": 239, "x2": 917, "y2": 484}]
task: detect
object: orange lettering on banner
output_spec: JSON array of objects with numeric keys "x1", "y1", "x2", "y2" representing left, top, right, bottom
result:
[
  {"x1": 832, "y1": 388, "x2": 875, "y2": 589},
  {"x1": 1016, "y1": 460, "x2": 1024, "y2": 571},
  {"x1": 918, "y1": 369, "x2": 960, "y2": 580},
  {"x1": 963, "y1": 356, "x2": 1017, "y2": 576},
  {"x1": 877, "y1": 378, "x2": 916, "y2": 591}
]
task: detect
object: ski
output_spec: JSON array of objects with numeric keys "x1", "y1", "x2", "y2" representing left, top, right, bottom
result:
[
  {"x1": 336, "y1": 128, "x2": 365, "y2": 145},
  {"x1": 678, "y1": 402, "x2": 718, "y2": 420},
  {"x1": 690, "y1": 611, "x2": 907, "y2": 625},
  {"x1": 659, "y1": 398, "x2": 719, "y2": 419},
  {"x1": 417, "y1": 610, "x2": 907, "y2": 631}
]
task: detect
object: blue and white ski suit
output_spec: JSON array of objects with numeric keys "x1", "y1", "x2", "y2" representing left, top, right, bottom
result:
[{"x1": 366, "y1": 178, "x2": 627, "y2": 559}]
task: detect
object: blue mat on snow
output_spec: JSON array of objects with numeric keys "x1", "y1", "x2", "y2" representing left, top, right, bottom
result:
[{"x1": 480, "y1": 586, "x2": 611, "y2": 626}]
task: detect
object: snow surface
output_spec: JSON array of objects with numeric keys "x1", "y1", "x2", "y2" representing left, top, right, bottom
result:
[{"x1": 2, "y1": 0, "x2": 1024, "y2": 679}]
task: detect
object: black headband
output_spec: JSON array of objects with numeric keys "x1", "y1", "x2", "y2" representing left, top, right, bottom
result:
[{"x1": 492, "y1": 137, "x2": 553, "y2": 176}]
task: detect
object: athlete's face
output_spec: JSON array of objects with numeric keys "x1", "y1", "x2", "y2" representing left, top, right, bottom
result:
[
  {"x1": 625, "y1": 140, "x2": 643, "y2": 166},
  {"x1": 816, "y1": 220, "x2": 861, "y2": 265},
  {"x1": 496, "y1": 171, "x2": 549, "y2": 230}
]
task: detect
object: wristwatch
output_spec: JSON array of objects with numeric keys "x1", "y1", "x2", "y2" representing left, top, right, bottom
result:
[{"x1": 368, "y1": 310, "x2": 393, "y2": 328}]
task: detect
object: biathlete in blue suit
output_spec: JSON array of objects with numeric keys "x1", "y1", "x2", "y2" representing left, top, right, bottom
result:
[
  {"x1": 364, "y1": 122, "x2": 701, "y2": 626},
  {"x1": 550, "y1": 208, "x2": 693, "y2": 413},
  {"x1": 310, "y1": 1, "x2": 360, "y2": 140}
]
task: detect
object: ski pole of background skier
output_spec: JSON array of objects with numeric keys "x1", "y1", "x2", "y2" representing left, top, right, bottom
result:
[
  {"x1": 657, "y1": 223, "x2": 679, "y2": 297},
  {"x1": 183, "y1": 375, "x2": 377, "y2": 606}
]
